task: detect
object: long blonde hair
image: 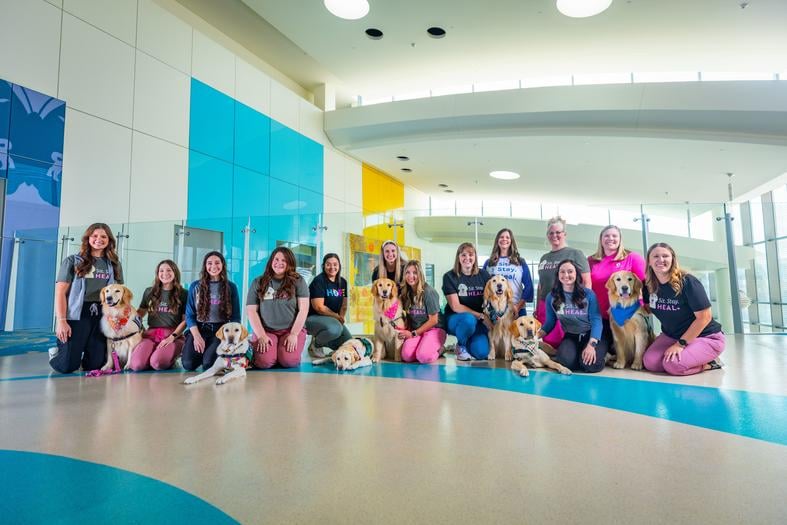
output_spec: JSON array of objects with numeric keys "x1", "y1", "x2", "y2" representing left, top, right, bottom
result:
[
  {"x1": 645, "y1": 243, "x2": 688, "y2": 295},
  {"x1": 400, "y1": 260, "x2": 426, "y2": 312},
  {"x1": 453, "y1": 242, "x2": 479, "y2": 276},
  {"x1": 377, "y1": 240, "x2": 404, "y2": 283},
  {"x1": 590, "y1": 225, "x2": 631, "y2": 261}
]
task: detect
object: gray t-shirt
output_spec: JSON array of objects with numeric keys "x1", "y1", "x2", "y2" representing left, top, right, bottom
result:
[
  {"x1": 246, "y1": 276, "x2": 309, "y2": 331},
  {"x1": 406, "y1": 285, "x2": 440, "y2": 330},
  {"x1": 141, "y1": 287, "x2": 187, "y2": 328},
  {"x1": 537, "y1": 247, "x2": 589, "y2": 301},
  {"x1": 56, "y1": 255, "x2": 121, "y2": 302},
  {"x1": 207, "y1": 281, "x2": 225, "y2": 323}
]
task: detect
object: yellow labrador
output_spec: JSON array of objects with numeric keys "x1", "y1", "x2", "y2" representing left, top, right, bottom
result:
[
  {"x1": 311, "y1": 337, "x2": 374, "y2": 371},
  {"x1": 510, "y1": 316, "x2": 571, "y2": 377},
  {"x1": 184, "y1": 322, "x2": 251, "y2": 385}
]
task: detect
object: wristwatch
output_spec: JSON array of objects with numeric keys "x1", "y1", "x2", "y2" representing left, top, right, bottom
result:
[
  {"x1": 678, "y1": 338, "x2": 688, "y2": 347},
  {"x1": 411, "y1": 330, "x2": 418, "y2": 338},
  {"x1": 589, "y1": 340, "x2": 598, "y2": 348}
]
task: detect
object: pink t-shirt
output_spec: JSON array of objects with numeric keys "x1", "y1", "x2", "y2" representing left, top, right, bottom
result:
[{"x1": 588, "y1": 252, "x2": 647, "y2": 319}]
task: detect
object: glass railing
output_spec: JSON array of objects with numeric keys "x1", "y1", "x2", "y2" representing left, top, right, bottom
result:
[{"x1": 2, "y1": 201, "x2": 785, "y2": 335}]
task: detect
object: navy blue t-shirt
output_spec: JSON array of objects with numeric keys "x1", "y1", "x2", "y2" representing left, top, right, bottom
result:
[
  {"x1": 442, "y1": 270, "x2": 490, "y2": 315},
  {"x1": 309, "y1": 273, "x2": 347, "y2": 316},
  {"x1": 643, "y1": 274, "x2": 722, "y2": 339}
]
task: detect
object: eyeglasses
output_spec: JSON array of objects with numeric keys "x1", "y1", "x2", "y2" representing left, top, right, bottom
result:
[{"x1": 547, "y1": 231, "x2": 565, "y2": 237}]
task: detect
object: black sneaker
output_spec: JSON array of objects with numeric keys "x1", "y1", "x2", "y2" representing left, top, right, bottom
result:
[{"x1": 707, "y1": 358, "x2": 724, "y2": 370}]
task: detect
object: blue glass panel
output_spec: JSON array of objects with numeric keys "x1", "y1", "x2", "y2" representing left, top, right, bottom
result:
[
  {"x1": 189, "y1": 79, "x2": 234, "y2": 163},
  {"x1": 234, "y1": 102, "x2": 270, "y2": 174},
  {"x1": 269, "y1": 120, "x2": 299, "y2": 183},
  {"x1": 268, "y1": 177, "x2": 299, "y2": 246},
  {"x1": 7, "y1": 83, "x2": 65, "y2": 165},
  {"x1": 0, "y1": 80, "x2": 11, "y2": 179},
  {"x1": 232, "y1": 166, "x2": 269, "y2": 218},
  {"x1": 298, "y1": 135, "x2": 323, "y2": 193},
  {"x1": 298, "y1": 187, "x2": 322, "y2": 245},
  {"x1": 187, "y1": 150, "x2": 233, "y2": 220}
]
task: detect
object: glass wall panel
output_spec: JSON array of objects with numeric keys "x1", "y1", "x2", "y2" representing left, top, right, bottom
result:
[
  {"x1": 749, "y1": 196, "x2": 765, "y2": 242},
  {"x1": 773, "y1": 192, "x2": 787, "y2": 238}
]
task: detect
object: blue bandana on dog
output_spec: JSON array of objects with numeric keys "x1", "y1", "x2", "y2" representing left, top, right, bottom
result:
[{"x1": 610, "y1": 303, "x2": 641, "y2": 326}]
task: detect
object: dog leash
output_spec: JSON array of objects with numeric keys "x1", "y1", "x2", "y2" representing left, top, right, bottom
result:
[{"x1": 85, "y1": 350, "x2": 122, "y2": 377}]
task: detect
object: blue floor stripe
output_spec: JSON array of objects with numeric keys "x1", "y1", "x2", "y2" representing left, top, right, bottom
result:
[
  {"x1": 2, "y1": 361, "x2": 785, "y2": 446},
  {"x1": 0, "y1": 450, "x2": 238, "y2": 525},
  {"x1": 279, "y1": 362, "x2": 787, "y2": 446}
]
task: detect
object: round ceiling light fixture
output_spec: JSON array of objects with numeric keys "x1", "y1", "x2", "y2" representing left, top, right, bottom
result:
[
  {"x1": 489, "y1": 170, "x2": 520, "y2": 180},
  {"x1": 556, "y1": 0, "x2": 612, "y2": 18},
  {"x1": 324, "y1": 0, "x2": 370, "y2": 20},
  {"x1": 396, "y1": 155, "x2": 410, "y2": 161},
  {"x1": 427, "y1": 27, "x2": 446, "y2": 39}
]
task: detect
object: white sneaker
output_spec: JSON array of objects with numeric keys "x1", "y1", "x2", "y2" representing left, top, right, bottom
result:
[{"x1": 48, "y1": 346, "x2": 59, "y2": 360}]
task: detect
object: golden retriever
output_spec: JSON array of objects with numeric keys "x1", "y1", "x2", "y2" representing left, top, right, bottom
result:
[
  {"x1": 372, "y1": 278, "x2": 405, "y2": 362},
  {"x1": 606, "y1": 271, "x2": 654, "y2": 370},
  {"x1": 483, "y1": 275, "x2": 515, "y2": 360},
  {"x1": 311, "y1": 337, "x2": 374, "y2": 371},
  {"x1": 99, "y1": 284, "x2": 143, "y2": 371},
  {"x1": 184, "y1": 322, "x2": 251, "y2": 385},
  {"x1": 509, "y1": 316, "x2": 571, "y2": 377}
]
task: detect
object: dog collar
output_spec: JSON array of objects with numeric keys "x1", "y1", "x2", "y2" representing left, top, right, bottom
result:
[
  {"x1": 383, "y1": 300, "x2": 400, "y2": 320},
  {"x1": 610, "y1": 303, "x2": 640, "y2": 326}
]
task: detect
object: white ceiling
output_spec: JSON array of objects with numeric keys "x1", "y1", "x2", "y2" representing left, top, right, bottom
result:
[
  {"x1": 242, "y1": 0, "x2": 787, "y2": 100},
  {"x1": 183, "y1": 0, "x2": 787, "y2": 205}
]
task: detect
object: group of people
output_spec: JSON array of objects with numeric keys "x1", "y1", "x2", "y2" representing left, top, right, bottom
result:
[{"x1": 49, "y1": 219, "x2": 725, "y2": 377}]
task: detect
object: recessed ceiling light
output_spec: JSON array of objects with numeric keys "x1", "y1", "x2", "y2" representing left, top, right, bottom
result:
[
  {"x1": 396, "y1": 155, "x2": 409, "y2": 161},
  {"x1": 438, "y1": 183, "x2": 448, "y2": 188},
  {"x1": 444, "y1": 189, "x2": 454, "y2": 193},
  {"x1": 324, "y1": 0, "x2": 369, "y2": 20},
  {"x1": 365, "y1": 28, "x2": 383, "y2": 40},
  {"x1": 489, "y1": 170, "x2": 520, "y2": 180},
  {"x1": 401, "y1": 168, "x2": 412, "y2": 173},
  {"x1": 556, "y1": 0, "x2": 612, "y2": 18},
  {"x1": 427, "y1": 27, "x2": 446, "y2": 38}
]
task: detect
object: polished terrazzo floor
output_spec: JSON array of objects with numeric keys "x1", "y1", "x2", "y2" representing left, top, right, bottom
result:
[{"x1": 1, "y1": 334, "x2": 785, "y2": 524}]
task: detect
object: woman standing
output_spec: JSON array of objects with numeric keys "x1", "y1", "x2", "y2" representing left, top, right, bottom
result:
[
  {"x1": 538, "y1": 260, "x2": 606, "y2": 373},
  {"x1": 482, "y1": 228, "x2": 533, "y2": 316},
  {"x1": 306, "y1": 253, "x2": 352, "y2": 356},
  {"x1": 50, "y1": 223, "x2": 124, "y2": 373},
  {"x1": 398, "y1": 260, "x2": 446, "y2": 364},
  {"x1": 588, "y1": 225, "x2": 647, "y2": 351},
  {"x1": 443, "y1": 243, "x2": 491, "y2": 361},
  {"x1": 247, "y1": 247, "x2": 310, "y2": 368},
  {"x1": 371, "y1": 240, "x2": 406, "y2": 284},
  {"x1": 130, "y1": 260, "x2": 188, "y2": 371},
  {"x1": 642, "y1": 243, "x2": 725, "y2": 375},
  {"x1": 535, "y1": 217, "x2": 591, "y2": 346},
  {"x1": 182, "y1": 251, "x2": 240, "y2": 371}
]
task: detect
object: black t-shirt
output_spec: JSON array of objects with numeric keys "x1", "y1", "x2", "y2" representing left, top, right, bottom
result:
[
  {"x1": 442, "y1": 269, "x2": 490, "y2": 316},
  {"x1": 141, "y1": 287, "x2": 188, "y2": 328},
  {"x1": 371, "y1": 264, "x2": 404, "y2": 283},
  {"x1": 643, "y1": 274, "x2": 722, "y2": 339},
  {"x1": 308, "y1": 273, "x2": 347, "y2": 316}
]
